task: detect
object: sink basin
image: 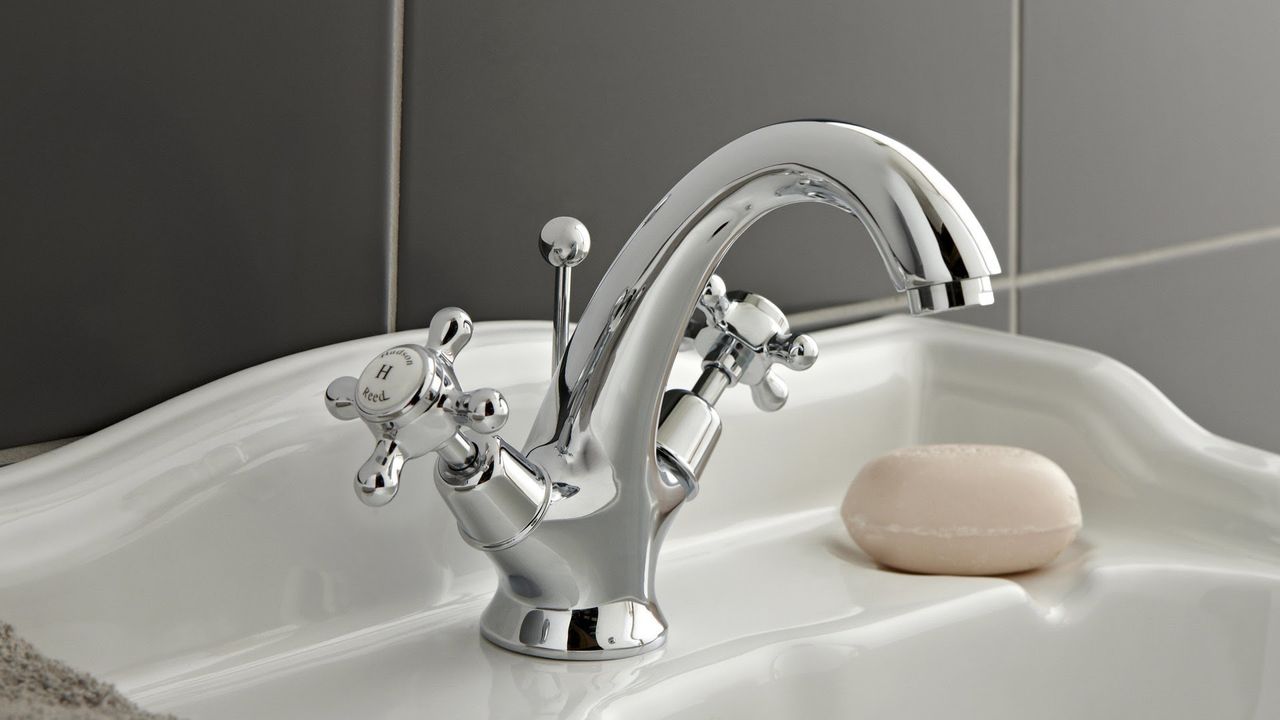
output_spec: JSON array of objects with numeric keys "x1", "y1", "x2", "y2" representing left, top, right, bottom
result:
[{"x1": 1, "y1": 316, "x2": 1277, "y2": 719}]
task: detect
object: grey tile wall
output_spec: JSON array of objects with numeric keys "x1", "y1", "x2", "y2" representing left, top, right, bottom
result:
[
  {"x1": 0, "y1": 1, "x2": 397, "y2": 449},
  {"x1": 396, "y1": 0, "x2": 1014, "y2": 327},
  {"x1": 3, "y1": 0, "x2": 1279, "y2": 458},
  {"x1": 1016, "y1": 0, "x2": 1280, "y2": 452},
  {"x1": 1020, "y1": 0, "x2": 1280, "y2": 269},
  {"x1": 1020, "y1": 241, "x2": 1280, "y2": 452}
]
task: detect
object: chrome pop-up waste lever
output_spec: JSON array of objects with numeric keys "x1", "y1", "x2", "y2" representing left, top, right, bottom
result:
[
  {"x1": 537, "y1": 216, "x2": 591, "y2": 368},
  {"x1": 324, "y1": 120, "x2": 1000, "y2": 660}
]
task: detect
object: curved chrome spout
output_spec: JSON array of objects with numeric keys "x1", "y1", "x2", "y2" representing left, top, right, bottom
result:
[{"x1": 527, "y1": 120, "x2": 1000, "y2": 458}]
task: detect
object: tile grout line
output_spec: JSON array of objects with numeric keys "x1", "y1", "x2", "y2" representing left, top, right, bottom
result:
[
  {"x1": 791, "y1": 224, "x2": 1280, "y2": 330},
  {"x1": 1007, "y1": 0, "x2": 1023, "y2": 335},
  {"x1": 791, "y1": 295, "x2": 910, "y2": 328},
  {"x1": 383, "y1": 0, "x2": 405, "y2": 334},
  {"x1": 1016, "y1": 224, "x2": 1280, "y2": 290}
]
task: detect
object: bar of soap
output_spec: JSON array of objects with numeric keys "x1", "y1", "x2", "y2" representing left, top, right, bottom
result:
[{"x1": 841, "y1": 445, "x2": 1081, "y2": 575}]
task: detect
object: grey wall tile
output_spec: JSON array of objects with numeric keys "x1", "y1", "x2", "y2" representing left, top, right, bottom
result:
[
  {"x1": 399, "y1": 0, "x2": 1012, "y2": 328},
  {"x1": 0, "y1": 1, "x2": 396, "y2": 449},
  {"x1": 1020, "y1": 241, "x2": 1280, "y2": 452},
  {"x1": 1021, "y1": 0, "x2": 1280, "y2": 270}
]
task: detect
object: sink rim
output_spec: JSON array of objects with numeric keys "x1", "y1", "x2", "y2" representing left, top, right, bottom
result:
[{"x1": 1, "y1": 315, "x2": 1278, "y2": 719}]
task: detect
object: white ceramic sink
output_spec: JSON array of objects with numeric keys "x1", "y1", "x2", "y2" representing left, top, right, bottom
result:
[{"x1": 1, "y1": 317, "x2": 1278, "y2": 719}]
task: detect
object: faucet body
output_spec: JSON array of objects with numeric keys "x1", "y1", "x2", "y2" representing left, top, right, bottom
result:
[{"x1": 326, "y1": 120, "x2": 1000, "y2": 659}]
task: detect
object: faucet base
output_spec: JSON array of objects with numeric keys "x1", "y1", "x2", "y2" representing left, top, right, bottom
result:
[{"x1": 479, "y1": 591, "x2": 668, "y2": 660}]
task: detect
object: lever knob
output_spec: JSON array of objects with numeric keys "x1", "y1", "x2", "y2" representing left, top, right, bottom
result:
[
  {"x1": 538, "y1": 217, "x2": 592, "y2": 368},
  {"x1": 426, "y1": 306, "x2": 473, "y2": 362},
  {"x1": 772, "y1": 333, "x2": 818, "y2": 372},
  {"x1": 749, "y1": 368, "x2": 789, "y2": 412},
  {"x1": 538, "y1": 217, "x2": 591, "y2": 269},
  {"x1": 698, "y1": 274, "x2": 730, "y2": 324},
  {"x1": 450, "y1": 387, "x2": 509, "y2": 435},
  {"x1": 740, "y1": 330, "x2": 816, "y2": 412},
  {"x1": 356, "y1": 437, "x2": 406, "y2": 507},
  {"x1": 325, "y1": 376, "x2": 360, "y2": 421}
]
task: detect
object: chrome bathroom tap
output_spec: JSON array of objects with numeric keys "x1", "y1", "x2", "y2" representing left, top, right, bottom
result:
[{"x1": 324, "y1": 120, "x2": 1001, "y2": 660}]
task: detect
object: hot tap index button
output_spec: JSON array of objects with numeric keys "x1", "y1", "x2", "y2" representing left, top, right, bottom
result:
[{"x1": 355, "y1": 345, "x2": 430, "y2": 417}]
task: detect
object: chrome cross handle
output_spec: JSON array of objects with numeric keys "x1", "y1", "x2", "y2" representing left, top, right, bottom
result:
[
  {"x1": 325, "y1": 307, "x2": 510, "y2": 506},
  {"x1": 690, "y1": 274, "x2": 819, "y2": 411},
  {"x1": 656, "y1": 275, "x2": 819, "y2": 487}
]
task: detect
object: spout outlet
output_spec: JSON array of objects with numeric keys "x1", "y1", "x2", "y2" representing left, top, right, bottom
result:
[{"x1": 907, "y1": 277, "x2": 996, "y2": 315}]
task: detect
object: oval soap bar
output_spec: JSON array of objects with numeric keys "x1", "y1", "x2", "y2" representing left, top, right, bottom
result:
[{"x1": 842, "y1": 445, "x2": 1081, "y2": 575}]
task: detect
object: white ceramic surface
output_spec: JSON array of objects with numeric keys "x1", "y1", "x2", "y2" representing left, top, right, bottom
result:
[{"x1": 1, "y1": 317, "x2": 1278, "y2": 719}]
